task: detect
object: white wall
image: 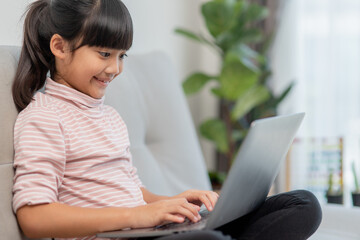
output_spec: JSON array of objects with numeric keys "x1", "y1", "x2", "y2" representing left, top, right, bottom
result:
[
  {"x1": 0, "y1": 0, "x2": 219, "y2": 170},
  {"x1": 0, "y1": 0, "x2": 32, "y2": 46}
]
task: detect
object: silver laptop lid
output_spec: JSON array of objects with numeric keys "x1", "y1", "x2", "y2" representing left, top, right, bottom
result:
[{"x1": 206, "y1": 113, "x2": 305, "y2": 229}]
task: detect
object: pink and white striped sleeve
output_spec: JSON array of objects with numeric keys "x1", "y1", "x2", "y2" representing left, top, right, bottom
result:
[
  {"x1": 130, "y1": 163, "x2": 144, "y2": 188},
  {"x1": 109, "y1": 106, "x2": 145, "y2": 188},
  {"x1": 12, "y1": 106, "x2": 66, "y2": 213}
]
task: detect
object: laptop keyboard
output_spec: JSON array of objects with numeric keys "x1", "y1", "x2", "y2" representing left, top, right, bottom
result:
[{"x1": 155, "y1": 208, "x2": 210, "y2": 231}]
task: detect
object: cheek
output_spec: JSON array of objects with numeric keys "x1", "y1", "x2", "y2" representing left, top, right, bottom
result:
[
  {"x1": 118, "y1": 61, "x2": 125, "y2": 74},
  {"x1": 83, "y1": 62, "x2": 104, "y2": 77},
  {"x1": 114, "y1": 67, "x2": 124, "y2": 79}
]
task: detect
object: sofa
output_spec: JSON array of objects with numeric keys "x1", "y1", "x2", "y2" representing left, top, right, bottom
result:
[{"x1": 0, "y1": 45, "x2": 211, "y2": 239}]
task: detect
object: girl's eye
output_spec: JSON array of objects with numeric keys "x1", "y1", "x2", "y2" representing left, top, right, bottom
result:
[
  {"x1": 120, "y1": 54, "x2": 128, "y2": 60},
  {"x1": 99, "y1": 52, "x2": 111, "y2": 58}
]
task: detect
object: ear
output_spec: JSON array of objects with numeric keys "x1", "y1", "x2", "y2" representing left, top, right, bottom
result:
[{"x1": 49, "y1": 34, "x2": 69, "y2": 59}]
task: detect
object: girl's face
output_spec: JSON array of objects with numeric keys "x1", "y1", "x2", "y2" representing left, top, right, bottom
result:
[{"x1": 55, "y1": 45, "x2": 127, "y2": 99}]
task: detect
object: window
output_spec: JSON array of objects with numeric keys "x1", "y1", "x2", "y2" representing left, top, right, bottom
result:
[{"x1": 272, "y1": 0, "x2": 360, "y2": 205}]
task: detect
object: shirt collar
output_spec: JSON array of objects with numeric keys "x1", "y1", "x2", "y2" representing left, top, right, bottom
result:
[{"x1": 44, "y1": 77, "x2": 105, "y2": 110}]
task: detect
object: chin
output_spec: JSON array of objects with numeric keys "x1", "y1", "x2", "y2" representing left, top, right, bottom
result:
[
  {"x1": 90, "y1": 90, "x2": 106, "y2": 99},
  {"x1": 93, "y1": 94, "x2": 104, "y2": 99}
]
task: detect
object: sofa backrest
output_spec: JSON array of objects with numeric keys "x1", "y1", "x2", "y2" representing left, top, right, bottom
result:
[
  {"x1": 0, "y1": 45, "x2": 211, "y2": 239},
  {"x1": 0, "y1": 46, "x2": 23, "y2": 239}
]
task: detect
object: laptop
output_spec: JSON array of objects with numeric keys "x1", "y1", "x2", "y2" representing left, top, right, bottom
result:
[{"x1": 97, "y1": 113, "x2": 305, "y2": 239}]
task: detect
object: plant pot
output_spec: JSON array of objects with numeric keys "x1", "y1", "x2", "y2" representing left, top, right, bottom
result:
[
  {"x1": 352, "y1": 192, "x2": 360, "y2": 207},
  {"x1": 326, "y1": 193, "x2": 343, "y2": 204}
]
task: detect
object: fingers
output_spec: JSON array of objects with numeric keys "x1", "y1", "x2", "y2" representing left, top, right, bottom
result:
[
  {"x1": 189, "y1": 203, "x2": 201, "y2": 212},
  {"x1": 176, "y1": 189, "x2": 220, "y2": 211},
  {"x1": 136, "y1": 199, "x2": 203, "y2": 228},
  {"x1": 207, "y1": 191, "x2": 219, "y2": 211},
  {"x1": 163, "y1": 190, "x2": 220, "y2": 224},
  {"x1": 160, "y1": 198, "x2": 201, "y2": 223},
  {"x1": 174, "y1": 199, "x2": 201, "y2": 222},
  {"x1": 189, "y1": 190, "x2": 219, "y2": 212},
  {"x1": 164, "y1": 213, "x2": 185, "y2": 223}
]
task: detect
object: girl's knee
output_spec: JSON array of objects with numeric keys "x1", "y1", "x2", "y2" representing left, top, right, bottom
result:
[
  {"x1": 291, "y1": 190, "x2": 321, "y2": 207},
  {"x1": 288, "y1": 190, "x2": 323, "y2": 226}
]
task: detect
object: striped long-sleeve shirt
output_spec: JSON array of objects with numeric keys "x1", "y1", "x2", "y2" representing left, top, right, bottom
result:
[{"x1": 13, "y1": 78, "x2": 146, "y2": 238}]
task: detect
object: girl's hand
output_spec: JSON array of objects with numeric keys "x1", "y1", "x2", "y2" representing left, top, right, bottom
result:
[
  {"x1": 173, "y1": 190, "x2": 219, "y2": 212},
  {"x1": 129, "y1": 198, "x2": 201, "y2": 229}
]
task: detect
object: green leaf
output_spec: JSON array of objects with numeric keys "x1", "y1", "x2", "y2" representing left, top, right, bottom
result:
[
  {"x1": 240, "y1": 28, "x2": 263, "y2": 43},
  {"x1": 231, "y1": 85, "x2": 270, "y2": 120},
  {"x1": 232, "y1": 129, "x2": 246, "y2": 142},
  {"x1": 211, "y1": 1, "x2": 245, "y2": 51},
  {"x1": 242, "y1": 3, "x2": 269, "y2": 23},
  {"x1": 175, "y1": 28, "x2": 220, "y2": 52},
  {"x1": 182, "y1": 72, "x2": 216, "y2": 95},
  {"x1": 174, "y1": 28, "x2": 205, "y2": 43},
  {"x1": 211, "y1": 87, "x2": 223, "y2": 98},
  {"x1": 208, "y1": 171, "x2": 227, "y2": 185},
  {"x1": 228, "y1": 43, "x2": 261, "y2": 72},
  {"x1": 218, "y1": 52, "x2": 259, "y2": 100},
  {"x1": 259, "y1": 31, "x2": 275, "y2": 55},
  {"x1": 258, "y1": 70, "x2": 271, "y2": 85},
  {"x1": 201, "y1": 0, "x2": 242, "y2": 38},
  {"x1": 229, "y1": 2, "x2": 266, "y2": 42},
  {"x1": 200, "y1": 118, "x2": 229, "y2": 153},
  {"x1": 215, "y1": 34, "x2": 233, "y2": 53},
  {"x1": 273, "y1": 82, "x2": 294, "y2": 107}
]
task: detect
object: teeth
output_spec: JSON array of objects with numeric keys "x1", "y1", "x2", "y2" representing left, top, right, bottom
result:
[{"x1": 95, "y1": 77, "x2": 110, "y2": 83}]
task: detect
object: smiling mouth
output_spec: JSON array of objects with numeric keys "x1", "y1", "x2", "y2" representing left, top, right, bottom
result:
[{"x1": 94, "y1": 76, "x2": 111, "y2": 86}]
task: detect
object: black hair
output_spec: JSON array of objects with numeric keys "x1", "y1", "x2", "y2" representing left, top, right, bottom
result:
[{"x1": 12, "y1": 0, "x2": 133, "y2": 112}]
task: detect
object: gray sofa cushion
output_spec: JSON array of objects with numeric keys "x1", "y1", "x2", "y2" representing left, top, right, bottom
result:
[{"x1": 0, "y1": 46, "x2": 22, "y2": 240}]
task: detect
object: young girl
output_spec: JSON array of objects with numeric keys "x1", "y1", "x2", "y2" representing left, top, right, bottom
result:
[{"x1": 12, "y1": 0, "x2": 322, "y2": 240}]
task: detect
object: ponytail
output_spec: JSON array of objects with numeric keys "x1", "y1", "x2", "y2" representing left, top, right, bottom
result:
[{"x1": 12, "y1": 0, "x2": 55, "y2": 112}]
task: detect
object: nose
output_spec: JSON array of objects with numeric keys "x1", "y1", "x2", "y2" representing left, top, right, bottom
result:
[{"x1": 105, "y1": 57, "x2": 123, "y2": 76}]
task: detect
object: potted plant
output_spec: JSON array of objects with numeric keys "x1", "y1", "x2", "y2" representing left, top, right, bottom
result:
[
  {"x1": 175, "y1": 0, "x2": 293, "y2": 185},
  {"x1": 351, "y1": 161, "x2": 360, "y2": 207},
  {"x1": 326, "y1": 170, "x2": 343, "y2": 204},
  {"x1": 208, "y1": 171, "x2": 227, "y2": 192}
]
